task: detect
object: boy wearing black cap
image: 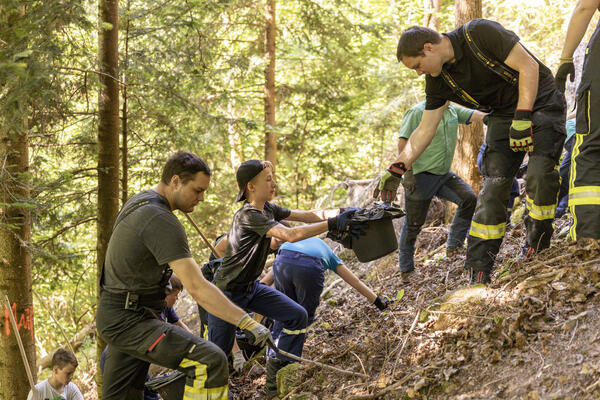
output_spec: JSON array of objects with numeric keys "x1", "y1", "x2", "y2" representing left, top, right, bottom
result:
[{"x1": 208, "y1": 159, "x2": 362, "y2": 398}]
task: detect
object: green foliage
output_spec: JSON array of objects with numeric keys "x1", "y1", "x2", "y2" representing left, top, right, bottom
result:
[{"x1": 7, "y1": 0, "x2": 588, "y2": 367}]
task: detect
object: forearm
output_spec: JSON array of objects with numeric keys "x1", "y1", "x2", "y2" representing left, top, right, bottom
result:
[
  {"x1": 189, "y1": 280, "x2": 246, "y2": 326},
  {"x1": 287, "y1": 209, "x2": 337, "y2": 223},
  {"x1": 285, "y1": 221, "x2": 329, "y2": 242},
  {"x1": 561, "y1": 0, "x2": 598, "y2": 58},
  {"x1": 336, "y1": 265, "x2": 377, "y2": 303}
]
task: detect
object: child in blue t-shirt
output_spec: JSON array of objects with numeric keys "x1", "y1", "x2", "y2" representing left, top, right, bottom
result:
[{"x1": 267, "y1": 237, "x2": 388, "y2": 360}]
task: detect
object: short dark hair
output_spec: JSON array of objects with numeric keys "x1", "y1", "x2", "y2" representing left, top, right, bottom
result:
[
  {"x1": 397, "y1": 26, "x2": 443, "y2": 60},
  {"x1": 52, "y1": 348, "x2": 78, "y2": 369},
  {"x1": 161, "y1": 151, "x2": 212, "y2": 185},
  {"x1": 169, "y1": 274, "x2": 183, "y2": 292}
]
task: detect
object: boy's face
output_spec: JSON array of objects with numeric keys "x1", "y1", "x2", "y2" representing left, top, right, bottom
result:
[
  {"x1": 53, "y1": 363, "x2": 76, "y2": 386},
  {"x1": 249, "y1": 167, "x2": 276, "y2": 202},
  {"x1": 165, "y1": 289, "x2": 181, "y2": 308}
]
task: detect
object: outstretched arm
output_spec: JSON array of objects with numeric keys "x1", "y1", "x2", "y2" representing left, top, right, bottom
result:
[
  {"x1": 170, "y1": 258, "x2": 247, "y2": 325},
  {"x1": 560, "y1": 0, "x2": 600, "y2": 59},
  {"x1": 335, "y1": 264, "x2": 377, "y2": 303},
  {"x1": 394, "y1": 103, "x2": 448, "y2": 169}
]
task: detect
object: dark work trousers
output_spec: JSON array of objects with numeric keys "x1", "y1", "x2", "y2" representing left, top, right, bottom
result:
[
  {"x1": 97, "y1": 291, "x2": 229, "y2": 400},
  {"x1": 398, "y1": 171, "x2": 477, "y2": 272},
  {"x1": 100, "y1": 346, "x2": 158, "y2": 400},
  {"x1": 556, "y1": 135, "x2": 575, "y2": 217},
  {"x1": 466, "y1": 94, "x2": 566, "y2": 274},
  {"x1": 477, "y1": 143, "x2": 520, "y2": 221},
  {"x1": 570, "y1": 18, "x2": 600, "y2": 240},
  {"x1": 208, "y1": 280, "x2": 308, "y2": 363},
  {"x1": 267, "y1": 250, "x2": 325, "y2": 360}
]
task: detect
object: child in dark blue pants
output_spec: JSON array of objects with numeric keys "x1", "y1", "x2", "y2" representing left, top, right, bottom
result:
[{"x1": 269, "y1": 237, "x2": 388, "y2": 361}]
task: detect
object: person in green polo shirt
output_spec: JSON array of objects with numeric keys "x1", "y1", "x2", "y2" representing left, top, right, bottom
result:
[{"x1": 393, "y1": 101, "x2": 485, "y2": 277}]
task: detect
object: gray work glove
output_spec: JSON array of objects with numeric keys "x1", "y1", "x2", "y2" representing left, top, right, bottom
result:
[
  {"x1": 402, "y1": 170, "x2": 416, "y2": 194},
  {"x1": 373, "y1": 171, "x2": 401, "y2": 202},
  {"x1": 232, "y1": 350, "x2": 245, "y2": 373},
  {"x1": 237, "y1": 313, "x2": 272, "y2": 348}
]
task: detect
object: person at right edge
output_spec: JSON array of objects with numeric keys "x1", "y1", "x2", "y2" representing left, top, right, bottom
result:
[
  {"x1": 555, "y1": 0, "x2": 600, "y2": 240},
  {"x1": 376, "y1": 19, "x2": 566, "y2": 284}
]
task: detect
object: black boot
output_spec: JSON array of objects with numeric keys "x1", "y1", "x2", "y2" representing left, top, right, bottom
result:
[
  {"x1": 470, "y1": 269, "x2": 491, "y2": 284},
  {"x1": 265, "y1": 358, "x2": 288, "y2": 399}
]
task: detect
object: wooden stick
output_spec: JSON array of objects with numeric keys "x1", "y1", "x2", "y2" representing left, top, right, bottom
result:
[
  {"x1": 269, "y1": 342, "x2": 368, "y2": 379},
  {"x1": 32, "y1": 291, "x2": 77, "y2": 356},
  {"x1": 4, "y1": 295, "x2": 37, "y2": 399},
  {"x1": 183, "y1": 213, "x2": 219, "y2": 256}
]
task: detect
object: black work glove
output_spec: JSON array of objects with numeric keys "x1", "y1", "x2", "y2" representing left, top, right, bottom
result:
[
  {"x1": 509, "y1": 109, "x2": 534, "y2": 152},
  {"x1": 373, "y1": 295, "x2": 390, "y2": 311},
  {"x1": 555, "y1": 58, "x2": 575, "y2": 94},
  {"x1": 402, "y1": 170, "x2": 416, "y2": 194},
  {"x1": 327, "y1": 209, "x2": 366, "y2": 239}
]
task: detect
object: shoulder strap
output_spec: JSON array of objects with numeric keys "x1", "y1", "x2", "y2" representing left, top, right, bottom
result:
[
  {"x1": 440, "y1": 69, "x2": 481, "y2": 109},
  {"x1": 463, "y1": 21, "x2": 518, "y2": 86}
]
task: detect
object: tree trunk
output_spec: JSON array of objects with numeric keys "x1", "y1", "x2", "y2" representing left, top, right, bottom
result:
[
  {"x1": 0, "y1": 8, "x2": 35, "y2": 400},
  {"x1": 264, "y1": 0, "x2": 277, "y2": 168},
  {"x1": 227, "y1": 102, "x2": 242, "y2": 168},
  {"x1": 121, "y1": 0, "x2": 131, "y2": 206},
  {"x1": 0, "y1": 106, "x2": 34, "y2": 400},
  {"x1": 96, "y1": 0, "x2": 120, "y2": 396},
  {"x1": 424, "y1": 0, "x2": 441, "y2": 30},
  {"x1": 452, "y1": 0, "x2": 483, "y2": 195}
]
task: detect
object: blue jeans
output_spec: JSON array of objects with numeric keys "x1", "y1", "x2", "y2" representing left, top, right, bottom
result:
[
  {"x1": 556, "y1": 135, "x2": 575, "y2": 217},
  {"x1": 268, "y1": 250, "x2": 325, "y2": 360},
  {"x1": 398, "y1": 171, "x2": 476, "y2": 272},
  {"x1": 208, "y1": 280, "x2": 308, "y2": 362}
]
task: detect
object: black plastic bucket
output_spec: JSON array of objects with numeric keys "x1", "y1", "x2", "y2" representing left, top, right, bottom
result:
[
  {"x1": 352, "y1": 218, "x2": 398, "y2": 262},
  {"x1": 145, "y1": 370, "x2": 186, "y2": 400}
]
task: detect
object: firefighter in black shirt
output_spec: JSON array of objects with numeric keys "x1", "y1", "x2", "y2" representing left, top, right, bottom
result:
[
  {"x1": 556, "y1": 0, "x2": 600, "y2": 241},
  {"x1": 376, "y1": 19, "x2": 566, "y2": 283}
]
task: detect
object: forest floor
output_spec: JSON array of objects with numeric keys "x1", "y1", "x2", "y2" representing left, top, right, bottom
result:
[
  {"x1": 226, "y1": 201, "x2": 600, "y2": 400},
  {"x1": 73, "y1": 198, "x2": 600, "y2": 399}
]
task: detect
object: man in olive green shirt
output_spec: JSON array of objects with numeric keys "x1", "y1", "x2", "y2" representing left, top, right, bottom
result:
[{"x1": 394, "y1": 101, "x2": 485, "y2": 276}]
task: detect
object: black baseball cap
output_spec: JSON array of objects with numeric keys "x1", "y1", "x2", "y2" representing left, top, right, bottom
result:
[{"x1": 235, "y1": 160, "x2": 266, "y2": 202}]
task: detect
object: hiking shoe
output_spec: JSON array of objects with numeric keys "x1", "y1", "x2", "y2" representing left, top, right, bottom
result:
[
  {"x1": 399, "y1": 269, "x2": 414, "y2": 283},
  {"x1": 470, "y1": 269, "x2": 491, "y2": 285},
  {"x1": 446, "y1": 247, "x2": 465, "y2": 258}
]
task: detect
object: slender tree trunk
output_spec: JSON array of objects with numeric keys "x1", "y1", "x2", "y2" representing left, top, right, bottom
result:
[
  {"x1": 0, "y1": 105, "x2": 34, "y2": 400},
  {"x1": 227, "y1": 102, "x2": 242, "y2": 168},
  {"x1": 452, "y1": 0, "x2": 483, "y2": 194},
  {"x1": 96, "y1": 0, "x2": 120, "y2": 396},
  {"x1": 0, "y1": 8, "x2": 35, "y2": 400},
  {"x1": 121, "y1": 0, "x2": 130, "y2": 206},
  {"x1": 424, "y1": 0, "x2": 441, "y2": 30},
  {"x1": 264, "y1": 0, "x2": 277, "y2": 168}
]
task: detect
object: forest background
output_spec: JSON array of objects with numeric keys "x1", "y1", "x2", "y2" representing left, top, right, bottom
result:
[{"x1": 0, "y1": 0, "x2": 597, "y2": 398}]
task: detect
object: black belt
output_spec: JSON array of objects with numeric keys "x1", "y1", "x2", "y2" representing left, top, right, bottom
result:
[{"x1": 102, "y1": 290, "x2": 165, "y2": 310}]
